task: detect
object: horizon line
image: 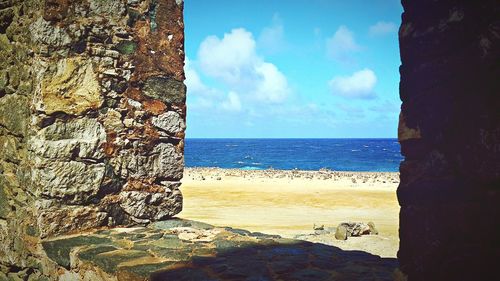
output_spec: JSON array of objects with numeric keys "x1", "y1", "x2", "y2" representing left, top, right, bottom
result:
[{"x1": 185, "y1": 137, "x2": 399, "y2": 139}]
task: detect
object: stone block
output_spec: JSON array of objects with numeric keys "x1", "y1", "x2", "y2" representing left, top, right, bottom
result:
[
  {"x1": 143, "y1": 76, "x2": 186, "y2": 104},
  {"x1": 39, "y1": 57, "x2": 102, "y2": 115}
]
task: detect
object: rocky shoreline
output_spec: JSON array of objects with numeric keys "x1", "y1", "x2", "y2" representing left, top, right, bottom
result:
[{"x1": 184, "y1": 167, "x2": 400, "y2": 185}]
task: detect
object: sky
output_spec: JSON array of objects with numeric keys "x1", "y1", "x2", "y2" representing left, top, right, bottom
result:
[{"x1": 183, "y1": 0, "x2": 403, "y2": 138}]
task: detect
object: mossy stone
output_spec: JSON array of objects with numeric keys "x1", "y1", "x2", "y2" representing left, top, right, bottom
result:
[
  {"x1": 142, "y1": 77, "x2": 186, "y2": 104},
  {"x1": 0, "y1": 182, "x2": 9, "y2": 218},
  {"x1": 0, "y1": 94, "x2": 29, "y2": 136},
  {"x1": 77, "y1": 245, "x2": 118, "y2": 261},
  {"x1": 42, "y1": 236, "x2": 112, "y2": 269},
  {"x1": 86, "y1": 250, "x2": 150, "y2": 274},
  {"x1": 26, "y1": 225, "x2": 39, "y2": 237},
  {"x1": 115, "y1": 40, "x2": 137, "y2": 55},
  {"x1": 118, "y1": 261, "x2": 175, "y2": 278}
]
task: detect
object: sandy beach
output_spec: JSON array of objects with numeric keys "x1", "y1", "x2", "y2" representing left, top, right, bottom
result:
[{"x1": 179, "y1": 168, "x2": 400, "y2": 258}]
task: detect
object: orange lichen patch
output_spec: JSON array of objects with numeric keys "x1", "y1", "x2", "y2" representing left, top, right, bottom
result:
[
  {"x1": 123, "y1": 179, "x2": 166, "y2": 193},
  {"x1": 143, "y1": 99, "x2": 167, "y2": 115},
  {"x1": 99, "y1": 195, "x2": 122, "y2": 205},
  {"x1": 124, "y1": 87, "x2": 144, "y2": 102},
  {"x1": 131, "y1": 0, "x2": 185, "y2": 82},
  {"x1": 174, "y1": 131, "x2": 185, "y2": 140},
  {"x1": 124, "y1": 122, "x2": 160, "y2": 151},
  {"x1": 102, "y1": 142, "x2": 118, "y2": 157},
  {"x1": 176, "y1": 139, "x2": 184, "y2": 154},
  {"x1": 102, "y1": 131, "x2": 119, "y2": 156},
  {"x1": 43, "y1": 0, "x2": 70, "y2": 22}
]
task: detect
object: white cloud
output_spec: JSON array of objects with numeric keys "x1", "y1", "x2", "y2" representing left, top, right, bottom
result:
[
  {"x1": 198, "y1": 28, "x2": 257, "y2": 84},
  {"x1": 185, "y1": 57, "x2": 206, "y2": 93},
  {"x1": 328, "y1": 68, "x2": 377, "y2": 99},
  {"x1": 197, "y1": 28, "x2": 290, "y2": 104},
  {"x1": 184, "y1": 56, "x2": 223, "y2": 99},
  {"x1": 258, "y1": 13, "x2": 285, "y2": 54},
  {"x1": 369, "y1": 21, "x2": 398, "y2": 36},
  {"x1": 254, "y1": 62, "x2": 289, "y2": 103},
  {"x1": 221, "y1": 91, "x2": 242, "y2": 112},
  {"x1": 326, "y1": 25, "x2": 360, "y2": 61}
]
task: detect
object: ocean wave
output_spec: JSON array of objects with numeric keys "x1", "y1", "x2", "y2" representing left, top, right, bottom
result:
[{"x1": 239, "y1": 166, "x2": 263, "y2": 170}]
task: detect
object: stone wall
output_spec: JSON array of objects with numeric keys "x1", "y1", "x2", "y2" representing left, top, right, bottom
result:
[
  {"x1": 0, "y1": 0, "x2": 186, "y2": 276},
  {"x1": 398, "y1": 0, "x2": 499, "y2": 280}
]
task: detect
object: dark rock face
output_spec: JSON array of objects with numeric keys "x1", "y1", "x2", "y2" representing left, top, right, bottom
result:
[
  {"x1": 0, "y1": 0, "x2": 186, "y2": 278},
  {"x1": 398, "y1": 0, "x2": 500, "y2": 280}
]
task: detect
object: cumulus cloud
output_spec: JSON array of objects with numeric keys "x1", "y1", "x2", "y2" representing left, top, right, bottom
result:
[
  {"x1": 197, "y1": 28, "x2": 290, "y2": 104},
  {"x1": 326, "y1": 25, "x2": 360, "y2": 61},
  {"x1": 185, "y1": 57, "x2": 207, "y2": 93},
  {"x1": 369, "y1": 21, "x2": 398, "y2": 36},
  {"x1": 254, "y1": 62, "x2": 289, "y2": 103},
  {"x1": 328, "y1": 68, "x2": 377, "y2": 99},
  {"x1": 221, "y1": 91, "x2": 242, "y2": 112},
  {"x1": 258, "y1": 13, "x2": 285, "y2": 54}
]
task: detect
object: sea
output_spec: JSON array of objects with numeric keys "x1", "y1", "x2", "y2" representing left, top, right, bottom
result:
[{"x1": 185, "y1": 139, "x2": 402, "y2": 172}]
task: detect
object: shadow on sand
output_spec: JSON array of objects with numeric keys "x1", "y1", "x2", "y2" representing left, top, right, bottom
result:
[{"x1": 150, "y1": 240, "x2": 398, "y2": 281}]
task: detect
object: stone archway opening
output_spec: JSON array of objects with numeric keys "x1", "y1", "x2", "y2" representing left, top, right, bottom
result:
[{"x1": 0, "y1": 0, "x2": 498, "y2": 280}]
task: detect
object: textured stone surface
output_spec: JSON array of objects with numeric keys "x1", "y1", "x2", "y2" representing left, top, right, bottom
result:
[
  {"x1": 39, "y1": 58, "x2": 102, "y2": 115},
  {"x1": 119, "y1": 188, "x2": 183, "y2": 220},
  {"x1": 398, "y1": 0, "x2": 500, "y2": 280},
  {"x1": 30, "y1": 118, "x2": 106, "y2": 160},
  {"x1": 0, "y1": 0, "x2": 187, "y2": 277},
  {"x1": 143, "y1": 76, "x2": 186, "y2": 104},
  {"x1": 152, "y1": 111, "x2": 186, "y2": 135},
  {"x1": 38, "y1": 219, "x2": 398, "y2": 280}
]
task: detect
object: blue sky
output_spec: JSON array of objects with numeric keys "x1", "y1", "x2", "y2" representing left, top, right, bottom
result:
[{"x1": 184, "y1": 0, "x2": 403, "y2": 138}]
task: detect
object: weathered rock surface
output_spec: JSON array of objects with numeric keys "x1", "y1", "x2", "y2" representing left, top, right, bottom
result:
[
  {"x1": 119, "y1": 188, "x2": 183, "y2": 220},
  {"x1": 30, "y1": 118, "x2": 106, "y2": 160},
  {"x1": 335, "y1": 222, "x2": 378, "y2": 239},
  {"x1": 152, "y1": 111, "x2": 186, "y2": 135},
  {"x1": 39, "y1": 58, "x2": 102, "y2": 115},
  {"x1": 143, "y1": 76, "x2": 186, "y2": 104},
  {"x1": 34, "y1": 219, "x2": 398, "y2": 281},
  {"x1": 1, "y1": 0, "x2": 187, "y2": 277}
]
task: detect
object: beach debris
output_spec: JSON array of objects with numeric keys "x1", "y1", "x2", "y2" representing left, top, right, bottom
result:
[
  {"x1": 334, "y1": 222, "x2": 378, "y2": 240},
  {"x1": 313, "y1": 224, "x2": 324, "y2": 231},
  {"x1": 335, "y1": 225, "x2": 348, "y2": 240}
]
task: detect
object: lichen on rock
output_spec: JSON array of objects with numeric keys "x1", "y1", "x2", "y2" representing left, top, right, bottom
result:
[
  {"x1": 39, "y1": 57, "x2": 103, "y2": 115},
  {"x1": 0, "y1": 0, "x2": 188, "y2": 278}
]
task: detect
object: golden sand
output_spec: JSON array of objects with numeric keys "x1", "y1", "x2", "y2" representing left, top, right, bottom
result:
[{"x1": 179, "y1": 168, "x2": 400, "y2": 257}]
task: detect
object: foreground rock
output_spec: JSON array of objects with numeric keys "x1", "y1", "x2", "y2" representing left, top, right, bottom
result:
[
  {"x1": 334, "y1": 222, "x2": 379, "y2": 240},
  {"x1": 23, "y1": 219, "x2": 398, "y2": 281}
]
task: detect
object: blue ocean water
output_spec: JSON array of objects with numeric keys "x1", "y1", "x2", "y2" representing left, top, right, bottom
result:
[{"x1": 185, "y1": 139, "x2": 402, "y2": 172}]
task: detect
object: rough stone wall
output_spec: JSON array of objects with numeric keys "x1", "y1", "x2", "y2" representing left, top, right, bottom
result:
[
  {"x1": 0, "y1": 0, "x2": 186, "y2": 275},
  {"x1": 398, "y1": 0, "x2": 499, "y2": 280}
]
